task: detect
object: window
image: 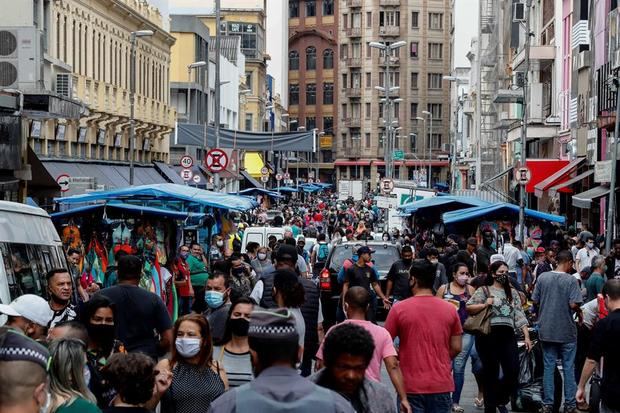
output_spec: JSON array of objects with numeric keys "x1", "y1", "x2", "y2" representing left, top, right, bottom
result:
[
  {"x1": 306, "y1": 46, "x2": 317, "y2": 70},
  {"x1": 306, "y1": 117, "x2": 316, "y2": 130},
  {"x1": 289, "y1": 50, "x2": 299, "y2": 70},
  {"x1": 306, "y1": 83, "x2": 316, "y2": 104},
  {"x1": 428, "y1": 73, "x2": 443, "y2": 89},
  {"x1": 323, "y1": 49, "x2": 334, "y2": 69},
  {"x1": 393, "y1": 102, "x2": 400, "y2": 118},
  {"x1": 410, "y1": 42, "x2": 419, "y2": 58},
  {"x1": 289, "y1": 84, "x2": 299, "y2": 105},
  {"x1": 366, "y1": 12, "x2": 372, "y2": 26},
  {"x1": 365, "y1": 72, "x2": 371, "y2": 88},
  {"x1": 289, "y1": 1, "x2": 299, "y2": 18},
  {"x1": 365, "y1": 133, "x2": 371, "y2": 147},
  {"x1": 427, "y1": 103, "x2": 442, "y2": 118},
  {"x1": 341, "y1": 134, "x2": 348, "y2": 149},
  {"x1": 410, "y1": 133, "x2": 417, "y2": 151},
  {"x1": 429, "y1": 43, "x2": 443, "y2": 60},
  {"x1": 340, "y1": 43, "x2": 348, "y2": 59},
  {"x1": 351, "y1": 42, "x2": 362, "y2": 58},
  {"x1": 342, "y1": 73, "x2": 348, "y2": 88},
  {"x1": 245, "y1": 71, "x2": 253, "y2": 93},
  {"x1": 324, "y1": 117, "x2": 333, "y2": 133},
  {"x1": 411, "y1": 11, "x2": 419, "y2": 28},
  {"x1": 323, "y1": 82, "x2": 333, "y2": 104},
  {"x1": 343, "y1": 13, "x2": 348, "y2": 29},
  {"x1": 323, "y1": 0, "x2": 334, "y2": 16},
  {"x1": 245, "y1": 113, "x2": 253, "y2": 131},
  {"x1": 411, "y1": 72, "x2": 418, "y2": 89},
  {"x1": 366, "y1": 42, "x2": 372, "y2": 58},
  {"x1": 365, "y1": 102, "x2": 371, "y2": 118},
  {"x1": 341, "y1": 103, "x2": 347, "y2": 118},
  {"x1": 431, "y1": 133, "x2": 442, "y2": 149},
  {"x1": 379, "y1": 11, "x2": 400, "y2": 26},
  {"x1": 351, "y1": 12, "x2": 362, "y2": 28},
  {"x1": 306, "y1": 0, "x2": 316, "y2": 17},
  {"x1": 429, "y1": 12, "x2": 443, "y2": 29},
  {"x1": 410, "y1": 102, "x2": 418, "y2": 119},
  {"x1": 379, "y1": 72, "x2": 399, "y2": 88}
]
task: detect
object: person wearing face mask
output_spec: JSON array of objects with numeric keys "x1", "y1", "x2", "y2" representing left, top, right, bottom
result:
[
  {"x1": 49, "y1": 338, "x2": 101, "y2": 413},
  {"x1": 173, "y1": 246, "x2": 194, "y2": 316},
  {"x1": 213, "y1": 297, "x2": 255, "y2": 388},
  {"x1": 188, "y1": 243, "x2": 210, "y2": 313},
  {"x1": 576, "y1": 236, "x2": 599, "y2": 272},
  {"x1": 203, "y1": 271, "x2": 232, "y2": 346},
  {"x1": 0, "y1": 294, "x2": 53, "y2": 342},
  {"x1": 423, "y1": 248, "x2": 449, "y2": 293},
  {"x1": 386, "y1": 246, "x2": 414, "y2": 303},
  {"x1": 47, "y1": 269, "x2": 78, "y2": 328},
  {"x1": 228, "y1": 254, "x2": 255, "y2": 299},
  {"x1": 251, "y1": 247, "x2": 275, "y2": 278},
  {"x1": 157, "y1": 314, "x2": 228, "y2": 413},
  {"x1": 436, "y1": 263, "x2": 476, "y2": 412},
  {"x1": 209, "y1": 235, "x2": 225, "y2": 264}
]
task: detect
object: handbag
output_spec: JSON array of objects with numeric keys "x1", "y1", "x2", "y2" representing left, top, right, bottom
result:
[{"x1": 463, "y1": 286, "x2": 492, "y2": 335}]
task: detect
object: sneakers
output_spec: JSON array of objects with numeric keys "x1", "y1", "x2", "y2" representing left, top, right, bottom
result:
[{"x1": 538, "y1": 406, "x2": 553, "y2": 413}]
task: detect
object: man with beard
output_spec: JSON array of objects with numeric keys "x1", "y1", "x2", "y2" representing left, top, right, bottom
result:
[{"x1": 47, "y1": 268, "x2": 78, "y2": 327}]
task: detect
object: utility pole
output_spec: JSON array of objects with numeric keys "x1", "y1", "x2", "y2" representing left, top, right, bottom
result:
[
  {"x1": 518, "y1": 0, "x2": 532, "y2": 244},
  {"x1": 213, "y1": 0, "x2": 222, "y2": 191}
]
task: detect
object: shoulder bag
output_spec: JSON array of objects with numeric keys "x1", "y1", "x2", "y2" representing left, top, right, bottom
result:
[{"x1": 463, "y1": 286, "x2": 492, "y2": 335}]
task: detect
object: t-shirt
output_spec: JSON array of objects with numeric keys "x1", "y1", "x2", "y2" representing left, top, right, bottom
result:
[
  {"x1": 384, "y1": 296, "x2": 462, "y2": 394},
  {"x1": 576, "y1": 247, "x2": 598, "y2": 271},
  {"x1": 585, "y1": 273, "x2": 606, "y2": 302},
  {"x1": 187, "y1": 254, "x2": 210, "y2": 287},
  {"x1": 97, "y1": 285, "x2": 172, "y2": 359},
  {"x1": 57, "y1": 397, "x2": 101, "y2": 413},
  {"x1": 344, "y1": 264, "x2": 379, "y2": 292},
  {"x1": 49, "y1": 303, "x2": 77, "y2": 328},
  {"x1": 316, "y1": 319, "x2": 397, "y2": 382},
  {"x1": 213, "y1": 346, "x2": 254, "y2": 388},
  {"x1": 587, "y1": 309, "x2": 620, "y2": 410},
  {"x1": 532, "y1": 271, "x2": 583, "y2": 343},
  {"x1": 386, "y1": 260, "x2": 412, "y2": 299}
]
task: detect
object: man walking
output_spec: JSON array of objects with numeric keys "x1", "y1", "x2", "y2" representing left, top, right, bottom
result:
[
  {"x1": 386, "y1": 246, "x2": 414, "y2": 302},
  {"x1": 585, "y1": 256, "x2": 606, "y2": 302},
  {"x1": 385, "y1": 259, "x2": 463, "y2": 413},
  {"x1": 533, "y1": 250, "x2": 583, "y2": 413}
]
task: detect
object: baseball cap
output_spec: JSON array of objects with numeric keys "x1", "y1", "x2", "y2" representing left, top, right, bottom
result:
[
  {"x1": 535, "y1": 247, "x2": 546, "y2": 253},
  {"x1": 490, "y1": 253, "x2": 506, "y2": 264},
  {"x1": 297, "y1": 235, "x2": 306, "y2": 243},
  {"x1": 357, "y1": 246, "x2": 375, "y2": 255},
  {"x1": 0, "y1": 294, "x2": 53, "y2": 327},
  {"x1": 275, "y1": 244, "x2": 298, "y2": 262}
]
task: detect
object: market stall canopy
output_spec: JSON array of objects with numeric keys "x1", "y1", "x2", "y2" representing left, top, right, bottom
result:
[
  {"x1": 442, "y1": 203, "x2": 566, "y2": 224},
  {"x1": 51, "y1": 202, "x2": 206, "y2": 220},
  {"x1": 54, "y1": 183, "x2": 258, "y2": 211},
  {"x1": 274, "y1": 186, "x2": 299, "y2": 193},
  {"x1": 237, "y1": 188, "x2": 283, "y2": 199},
  {"x1": 398, "y1": 196, "x2": 491, "y2": 215},
  {"x1": 572, "y1": 185, "x2": 610, "y2": 209}
]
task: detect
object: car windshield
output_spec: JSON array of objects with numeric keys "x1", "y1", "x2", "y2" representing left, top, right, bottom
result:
[{"x1": 329, "y1": 245, "x2": 400, "y2": 274}]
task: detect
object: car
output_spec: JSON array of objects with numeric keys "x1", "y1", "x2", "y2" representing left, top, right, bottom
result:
[
  {"x1": 241, "y1": 226, "x2": 286, "y2": 252},
  {"x1": 318, "y1": 240, "x2": 401, "y2": 329}
]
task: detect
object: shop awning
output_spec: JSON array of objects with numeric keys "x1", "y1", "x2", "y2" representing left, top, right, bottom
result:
[
  {"x1": 403, "y1": 160, "x2": 450, "y2": 167},
  {"x1": 398, "y1": 196, "x2": 491, "y2": 215},
  {"x1": 244, "y1": 152, "x2": 265, "y2": 178},
  {"x1": 533, "y1": 158, "x2": 584, "y2": 197},
  {"x1": 572, "y1": 186, "x2": 610, "y2": 209},
  {"x1": 443, "y1": 203, "x2": 566, "y2": 224},
  {"x1": 549, "y1": 170, "x2": 594, "y2": 197},
  {"x1": 153, "y1": 162, "x2": 186, "y2": 185},
  {"x1": 237, "y1": 188, "x2": 283, "y2": 199},
  {"x1": 51, "y1": 202, "x2": 206, "y2": 220},
  {"x1": 240, "y1": 170, "x2": 263, "y2": 189},
  {"x1": 334, "y1": 159, "x2": 372, "y2": 166}
]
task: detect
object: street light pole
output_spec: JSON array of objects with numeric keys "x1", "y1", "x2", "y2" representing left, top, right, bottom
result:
[
  {"x1": 187, "y1": 61, "x2": 207, "y2": 124},
  {"x1": 518, "y1": 0, "x2": 532, "y2": 244},
  {"x1": 129, "y1": 30, "x2": 153, "y2": 186},
  {"x1": 416, "y1": 116, "x2": 427, "y2": 186},
  {"x1": 214, "y1": 0, "x2": 222, "y2": 191},
  {"x1": 423, "y1": 110, "x2": 433, "y2": 188}
]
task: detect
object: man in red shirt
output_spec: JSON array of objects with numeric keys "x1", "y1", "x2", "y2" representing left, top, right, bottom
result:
[{"x1": 385, "y1": 259, "x2": 462, "y2": 413}]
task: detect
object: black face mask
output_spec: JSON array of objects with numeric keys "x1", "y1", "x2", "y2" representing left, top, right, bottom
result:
[
  {"x1": 87, "y1": 323, "x2": 115, "y2": 351},
  {"x1": 229, "y1": 318, "x2": 250, "y2": 337},
  {"x1": 232, "y1": 267, "x2": 245, "y2": 277},
  {"x1": 402, "y1": 259, "x2": 413, "y2": 266}
]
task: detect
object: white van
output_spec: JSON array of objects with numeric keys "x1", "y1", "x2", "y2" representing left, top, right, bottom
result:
[
  {"x1": 241, "y1": 226, "x2": 286, "y2": 252},
  {"x1": 0, "y1": 201, "x2": 67, "y2": 306}
]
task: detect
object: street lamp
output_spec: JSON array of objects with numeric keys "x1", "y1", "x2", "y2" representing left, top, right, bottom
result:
[
  {"x1": 129, "y1": 29, "x2": 154, "y2": 186},
  {"x1": 422, "y1": 110, "x2": 433, "y2": 188},
  {"x1": 187, "y1": 61, "x2": 207, "y2": 124},
  {"x1": 416, "y1": 116, "x2": 427, "y2": 187}
]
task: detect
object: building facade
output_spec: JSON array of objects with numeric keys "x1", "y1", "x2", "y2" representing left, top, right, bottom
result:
[{"x1": 335, "y1": 0, "x2": 453, "y2": 189}]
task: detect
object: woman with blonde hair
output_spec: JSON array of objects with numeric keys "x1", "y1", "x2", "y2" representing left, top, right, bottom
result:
[{"x1": 49, "y1": 338, "x2": 101, "y2": 413}]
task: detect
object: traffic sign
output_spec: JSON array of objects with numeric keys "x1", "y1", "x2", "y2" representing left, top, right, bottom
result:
[
  {"x1": 205, "y1": 149, "x2": 229, "y2": 173},
  {"x1": 284, "y1": 172, "x2": 290, "y2": 180},
  {"x1": 381, "y1": 178, "x2": 394, "y2": 194},
  {"x1": 393, "y1": 150, "x2": 405, "y2": 161},
  {"x1": 260, "y1": 175, "x2": 269, "y2": 183},
  {"x1": 180, "y1": 155, "x2": 194, "y2": 169},
  {"x1": 56, "y1": 174, "x2": 70, "y2": 192},
  {"x1": 260, "y1": 166, "x2": 269, "y2": 176},
  {"x1": 180, "y1": 168, "x2": 193, "y2": 181},
  {"x1": 192, "y1": 175, "x2": 201, "y2": 184},
  {"x1": 275, "y1": 173, "x2": 283, "y2": 181},
  {"x1": 515, "y1": 167, "x2": 531, "y2": 185},
  {"x1": 308, "y1": 178, "x2": 314, "y2": 183}
]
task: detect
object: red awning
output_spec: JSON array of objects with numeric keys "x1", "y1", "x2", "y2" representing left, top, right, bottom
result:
[
  {"x1": 525, "y1": 159, "x2": 571, "y2": 194},
  {"x1": 532, "y1": 158, "x2": 585, "y2": 197},
  {"x1": 334, "y1": 159, "x2": 372, "y2": 166}
]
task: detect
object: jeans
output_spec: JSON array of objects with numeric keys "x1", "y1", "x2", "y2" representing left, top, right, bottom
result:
[
  {"x1": 541, "y1": 341, "x2": 577, "y2": 409},
  {"x1": 178, "y1": 296, "x2": 193, "y2": 316},
  {"x1": 452, "y1": 333, "x2": 475, "y2": 404},
  {"x1": 406, "y1": 393, "x2": 452, "y2": 413}
]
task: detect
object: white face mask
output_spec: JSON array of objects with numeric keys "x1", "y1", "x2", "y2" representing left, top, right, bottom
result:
[
  {"x1": 430, "y1": 259, "x2": 439, "y2": 264},
  {"x1": 216, "y1": 240, "x2": 224, "y2": 247},
  {"x1": 39, "y1": 390, "x2": 51, "y2": 413},
  {"x1": 83, "y1": 365, "x2": 91, "y2": 387},
  {"x1": 257, "y1": 252, "x2": 267, "y2": 261},
  {"x1": 175, "y1": 338, "x2": 202, "y2": 358}
]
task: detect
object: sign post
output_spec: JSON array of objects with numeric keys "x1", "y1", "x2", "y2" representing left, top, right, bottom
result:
[
  {"x1": 205, "y1": 149, "x2": 229, "y2": 184},
  {"x1": 180, "y1": 155, "x2": 194, "y2": 169},
  {"x1": 56, "y1": 174, "x2": 70, "y2": 193}
]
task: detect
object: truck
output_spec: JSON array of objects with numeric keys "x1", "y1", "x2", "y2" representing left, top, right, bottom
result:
[{"x1": 338, "y1": 180, "x2": 364, "y2": 201}]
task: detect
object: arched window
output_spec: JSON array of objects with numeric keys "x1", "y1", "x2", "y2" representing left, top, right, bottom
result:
[
  {"x1": 289, "y1": 50, "x2": 299, "y2": 70},
  {"x1": 306, "y1": 46, "x2": 316, "y2": 70},
  {"x1": 323, "y1": 49, "x2": 334, "y2": 69}
]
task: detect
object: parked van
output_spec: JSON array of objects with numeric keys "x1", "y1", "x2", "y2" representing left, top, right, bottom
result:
[
  {"x1": 241, "y1": 226, "x2": 286, "y2": 252},
  {"x1": 0, "y1": 201, "x2": 67, "y2": 306}
]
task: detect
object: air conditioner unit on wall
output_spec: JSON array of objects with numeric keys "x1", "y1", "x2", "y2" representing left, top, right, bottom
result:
[
  {"x1": 513, "y1": 71, "x2": 526, "y2": 87},
  {"x1": 0, "y1": 27, "x2": 41, "y2": 90},
  {"x1": 55, "y1": 73, "x2": 72, "y2": 97}
]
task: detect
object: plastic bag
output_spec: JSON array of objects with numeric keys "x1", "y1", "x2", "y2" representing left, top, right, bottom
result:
[{"x1": 518, "y1": 345, "x2": 535, "y2": 385}]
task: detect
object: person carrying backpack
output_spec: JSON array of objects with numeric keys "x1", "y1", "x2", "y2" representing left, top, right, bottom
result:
[{"x1": 311, "y1": 233, "x2": 331, "y2": 278}]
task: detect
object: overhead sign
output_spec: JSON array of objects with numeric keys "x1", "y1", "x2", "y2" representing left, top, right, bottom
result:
[
  {"x1": 381, "y1": 178, "x2": 394, "y2": 194},
  {"x1": 595, "y1": 160, "x2": 612, "y2": 183},
  {"x1": 180, "y1": 155, "x2": 194, "y2": 169},
  {"x1": 260, "y1": 175, "x2": 269, "y2": 183},
  {"x1": 284, "y1": 172, "x2": 290, "y2": 180},
  {"x1": 180, "y1": 168, "x2": 193, "y2": 181},
  {"x1": 275, "y1": 173, "x2": 283, "y2": 181},
  {"x1": 192, "y1": 175, "x2": 201, "y2": 184},
  {"x1": 515, "y1": 167, "x2": 531, "y2": 185},
  {"x1": 56, "y1": 174, "x2": 70, "y2": 192},
  {"x1": 260, "y1": 166, "x2": 269, "y2": 176},
  {"x1": 205, "y1": 149, "x2": 229, "y2": 173},
  {"x1": 393, "y1": 150, "x2": 405, "y2": 161},
  {"x1": 375, "y1": 195, "x2": 398, "y2": 209}
]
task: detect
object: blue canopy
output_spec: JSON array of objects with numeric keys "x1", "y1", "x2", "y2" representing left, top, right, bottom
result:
[
  {"x1": 398, "y1": 196, "x2": 491, "y2": 215},
  {"x1": 442, "y1": 203, "x2": 566, "y2": 224},
  {"x1": 236, "y1": 188, "x2": 283, "y2": 199},
  {"x1": 54, "y1": 183, "x2": 258, "y2": 212},
  {"x1": 51, "y1": 202, "x2": 206, "y2": 220},
  {"x1": 273, "y1": 186, "x2": 299, "y2": 193}
]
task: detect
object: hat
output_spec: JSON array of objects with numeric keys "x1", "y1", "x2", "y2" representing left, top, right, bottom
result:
[
  {"x1": 357, "y1": 246, "x2": 375, "y2": 255},
  {"x1": 0, "y1": 294, "x2": 54, "y2": 327},
  {"x1": 535, "y1": 247, "x2": 546, "y2": 253},
  {"x1": 275, "y1": 244, "x2": 298, "y2": 262},
  {"x1": 248, "y1": 308, "x2": 299, "y2": 342},
  {"x1": 490, "y1": 253, "x2": 506, "y2": 264},
  {"x1": 467, "y1": 237, "x2": 478, "y2": 246},
  {"x1": 0, "y1": 328, "x2": 50, "y2": 370},
  {"x1": 297, "y1": 235, "x2": 306, "y2": 243}
]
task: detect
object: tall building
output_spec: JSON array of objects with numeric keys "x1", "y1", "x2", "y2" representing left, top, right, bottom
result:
[
  {"x1": 287, "y1": 0, "x2": 338, "y2": 183},
  {"x1": 335, "y1": 0, "x2": 452, "y2": 188}
]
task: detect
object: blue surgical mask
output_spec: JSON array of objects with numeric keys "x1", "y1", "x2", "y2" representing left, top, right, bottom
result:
[
  {"x1": 205, "y1": 290, "x2": 225, "y2": 308},
  {"x1": 180, "y1": 252, "x2": 189, "y2": 259}
]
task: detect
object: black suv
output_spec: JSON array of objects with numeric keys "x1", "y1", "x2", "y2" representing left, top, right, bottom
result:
[{"x1": 318, "y1": 241, "x2": 401, "y2": 329}]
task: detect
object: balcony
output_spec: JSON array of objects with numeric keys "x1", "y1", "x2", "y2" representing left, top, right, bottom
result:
[
  {"x1": 344, "y1": 88, "x2": 362, "y2": 98},
  {"x1": 346, "y1": 27, "x2": 362, "y2": 37},
  {"x1": 379, "y1": 0, "x2": 400, "y2": 5},
  {"x1": 512, "y1": 45, "x2": 556, "y2": 71},
  {"x1": 377, "y1": 56, "x2": 400, "y2": 66},
  {"x1": 346, "y1": 0, "x2": 363, "y2": 7},
  {"x1": 379, "y1": 26, "x2": 400, "y2": 36},
  {"x1": 346, "y1": 57, "x2": 362, "y2": 67},
  {"x1": 344, "y1": 117, "x2": 361, "y2": 127}
]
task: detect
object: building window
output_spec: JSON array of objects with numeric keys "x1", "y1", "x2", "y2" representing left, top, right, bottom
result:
[
  {"x1": 366, "y1": 42, "x2": 372, "y2": 58},
  {"x1": 410, "y1": 102, "x2": 418, "y2": 119},
  {"x1": 289, "y1": 84, "x2": 299, "y2": 105},
  {"x1": 289, "y1": 117, "x2": 298, "y2": 131},
  {"x1": 427, "y1": 103, "x2": 442, "y2": 118},
  {"x1": 245, "y1": 71, "x2": 253, "y2": 92},
  {"x1": 428, "y1": 73, "x2": 443, "y2": 89},
  {"x1": 366, "y1": 11, "x2": 372, "y2": 26},
  {"x1": 342, "y1": 73, "x2": 348, "y2": 88},
  {"x1": 306, "y1": 46, "x2": 317, "y2": 70},
  {"x1": 289, "y1": 0, "x2": 299, "y2": 18},
  {"x1": 365, "y1": 72, "x2": 371, "y2": 88},
  {"x1": 306, "y1": 117, "x2": 316, "y2": 130},
  {"x1": 324, "y1": 117, "x2": 334, "y2": 133},
  {"x1": 365, "y1": 102, "x2": 371, "y2": 118},
  {"x1": 323, "y1": 0, "x2": 334, "y2": 16},
  {"x1": 429, "y1": 12, "x2": 443, "y2": 29},
  {"x1": 431, "y1": 133, "x2": 442, "y2": 149},
  {"x1": 411, "y1": 72, "x2": 418, "y2": 89},
  {"x1": 306, "y1": 0, "x2": 316, "y2": 17},
  {"x1": 410, "y1": 42, "x2": 419, "y2": 58},
  {"x1": 411, "y1": 11, "x2": 419, "y2": 28},
  {"x1": 429, "y1": 42, "x2": 443, "y2": 60},
  {"x1": 341, "y1": 134, "x2": 348, "y2": 149},
  {"x1": 364, "y1": 132, "x2": 370, "y2": 147},
  {"x1": 379, "y1": 11, "x2": 400, "y2": 26},
  {"x1": 323, "y1": 82, "x2": 334, "y2": 104},
  {"x1": 323, "y1": 49, "x2": 334, "y2": 69},
  {"x1": 306, "y1": 83, "x2": 316, "y2": 104},
  {"x1": 351, "y1": 12, "x2": 362, "y2": 28},
  {"x1": 340, "y1": 43, "x2": 348, "y2": 59},
  {"x1": 289, "y1": 50, "x2": 299, "y2": 70},
  {"x1": 410, "y1": 133, "x2": 417, "y2": 151},
  {"x1": 245, "y1": 113, "x2": 253, "y2": 131}
]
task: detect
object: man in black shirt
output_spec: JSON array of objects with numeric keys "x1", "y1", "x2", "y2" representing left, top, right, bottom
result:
[
  {"x1": 386, "y1": 246, "x2": 413, "y2": 302},
  {"x1": 577, "y1": 279, "x2": 620, "y2": 412},
  {"x1": 96, "y1": 255, "x2": 172, "y2": 360}
]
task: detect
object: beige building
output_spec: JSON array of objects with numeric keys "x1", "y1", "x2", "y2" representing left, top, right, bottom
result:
[{"x1": 336, "y1": 0, "x2": 452, "y2": 188}]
